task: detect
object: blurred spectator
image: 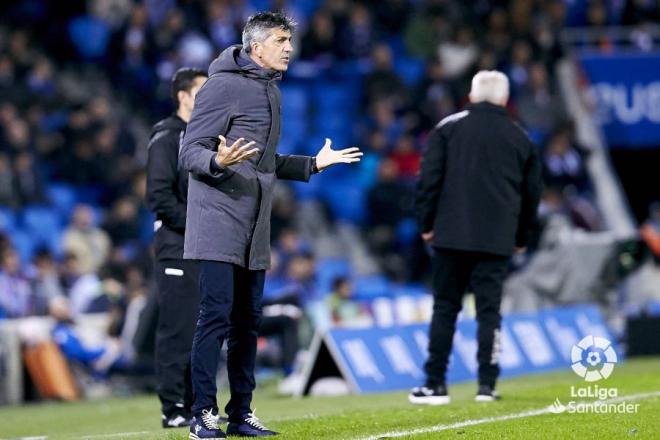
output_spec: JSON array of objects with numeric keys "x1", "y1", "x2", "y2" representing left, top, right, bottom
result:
[
  {"x1": 14, "y1": 152, "x2": 46, "y2": 206},
  {"x1": 542, "y1": 128, "x2": 588, "y2": 192},
  {"x1": 62, "y1": 205, "x2": 111, "y2": 274},
  {"x1": 364, "y1": 44, "x2": 408, "y2": 106},
  {"x1": 516, "y1": 62, "x2": 565, "y2": 141},
  {"x1": 102, "y1": 196, "x2": 142, "y2": 246},
  {"x1": 326, "y1": 277, "x2": 372, "y2": 327},
  {"x1": 389, "y1": 134, "x2": 420, "y2": 180},
  {"x1": 438, "y1": 26, "x2": 478, "y2": 80},
  {"x1": 49, "y1": 295, "x2": 124, "y2": 377},
  {"x1": 338, "y1": 3, "x2": 375, "y2": 60},
  {"x1": 30, "y1": 248, "x2": 65, "y2": 314},
  {"x1": 0, "y1": 247, "x2": 35, "y2": 319},
  {"x1": 300, "y1": 10, "x2": 336, "y2": 61},
  {"x1": 0, "y1": 153, "x2": 18, "y2": 208}
]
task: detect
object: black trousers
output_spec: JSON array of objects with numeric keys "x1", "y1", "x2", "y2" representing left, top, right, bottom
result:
[
  {"x1": 155, "y1": 259, "x2": 200, "y2": 417},
  {"x1": 259, "y1": 315, "x2": 299, "y2": 374},
  {"x1": 191, "y1": 260, "x2": 265, "y2": 422},
  {"x1": 425, "y1": 248, "x2": 509, "y2": 388}
]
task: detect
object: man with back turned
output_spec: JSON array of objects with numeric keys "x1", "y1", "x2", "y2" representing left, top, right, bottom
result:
[
  {"x1": 411, "y1": 71, "x2": 542, "y2": 405},
  {"x1": 179, "y1": 12, "x2": 362, "y2": 439}
]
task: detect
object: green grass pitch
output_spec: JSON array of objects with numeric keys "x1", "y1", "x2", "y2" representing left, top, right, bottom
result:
[{"x1": 1, "y1": 357, "x2": 659, "y2": 439}]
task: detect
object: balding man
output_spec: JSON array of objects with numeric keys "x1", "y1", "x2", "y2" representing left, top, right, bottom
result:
[{"x1": 410, "y1": 71, "x2": 542, "y2": 405}]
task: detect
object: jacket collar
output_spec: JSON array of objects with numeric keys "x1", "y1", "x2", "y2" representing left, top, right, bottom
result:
[
  {"x1": 466, "y1": 102, "x2": 508, "y2": 115},
  {"x1": 237, "y1": 48, "x2": 282, "y2": 81}
]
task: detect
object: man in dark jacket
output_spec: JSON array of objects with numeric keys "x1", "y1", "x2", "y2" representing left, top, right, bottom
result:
[
  {"x1": 179, "y1": 12, "x2": 362, "y2": 439},
  {"x1": 410, "y1": 71, "x2": 542, "y2": 405},
  {"x1": 146, "y1": 67, "x2": 207, "y2": 428}
]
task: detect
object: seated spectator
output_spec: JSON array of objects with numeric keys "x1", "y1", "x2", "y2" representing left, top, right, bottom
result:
[
  {"x1": 300, "y1": 10, "x2": 336, "y2": 61},
  {"x1": 326, "y1": 277, "x2": 372, "y2": 327},
  {"x1": 14, "y1": 151, "x2": 46, "y2": 206},
  {"x1": 364, "y1": 44, "x2": 408, "y2": 106},
  {"x1": 102, "y1": 196, "x2": 142, "y2": 246},
  {"x1": 60, "y1": 252, "x2": 109, "y2": 316},
  {"x1": 0, "y1": 247, "x2": 35, "y2": 319},
  {"x1": 389, "y1": 134, "x2": 420, "y2": 181},
  {"x1": 49, "y1": 296, "x2": 125, "y2": 378},
  {"x1": 29, "y1": 248, "x2": 65, "y2": 315},
  {"x1": 516, "y1": 63, "x2": 565, "y2": 141},
  {"x1": 543, "y1": 128, "x2": 588, "y2": 192},
  {"x1": 0, "y1": 153, "x2": 18, "y2": 209},
  {"x1": 62, "y1": 204, "x2": 111, "y2": 274}
]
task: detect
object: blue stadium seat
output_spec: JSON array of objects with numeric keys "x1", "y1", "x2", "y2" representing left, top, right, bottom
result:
[
  {"x1": 395, "y1": 57, "x2": 426, "y2": 87},
  {"x1": 313, "y1": 83, "x2": 357, "y2": 111},
  {"x1": 47, "y1": 183, "x2": 77, "y2": 222},
  {"x1": 280, "y1": 84, "x2": 308, "y2": 115},
  {"x1": 0, "y1": 208, "x2": 17, "y2": 233},
  {"x1": 68, "y1": 16, "x2": 111, "y2": 60},
  {"x1": 11, "y1": 229, "x2": 36, "y2": 263},
  {"x1": 353, "y1": 274, "x2": 391, "y2": 300},
  {"x1": 322, "y1": 178, "x2": 366, "y2": 223},
  {"x1": 292, "y1": 0, "x2": 322, "y2": 17},
  {"x1": 316, "y1": 257, "x2": 352, "y2": 293},
  {"x1": 22, "y1": 206, "x2": 62, "y2": 248}
]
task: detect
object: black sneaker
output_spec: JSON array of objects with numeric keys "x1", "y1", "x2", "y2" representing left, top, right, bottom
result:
[
  {"x1": 227, "y1": 410, "x2": 278, "y2": 437},
  {"x1": 408, "y1": 385, "x2": 450, "y2": 405},
  {"x1": 475, "y1": 385, "x2": 501, "y2": 402},
  {"x1": 162, "y1": 412, "x2": 192, "y2": 428}
]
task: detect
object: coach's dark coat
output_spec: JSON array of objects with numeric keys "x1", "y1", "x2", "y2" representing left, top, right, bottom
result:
[
  {"x1": 180, "y1": 45, "x2": 312, "y2": 269},
  {"x1": 415, "y1": 102, "x2": 543, "y2": 256}
]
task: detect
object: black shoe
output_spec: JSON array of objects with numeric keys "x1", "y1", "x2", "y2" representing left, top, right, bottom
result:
[
  {"x1": 162, "y1": 413, "x2": 192, "y2": 428},
  {"x1": 475, "y1": 385, "x2": 501, "y2": 402},
  {"x1": 227, "y1": 410, "x2": 278, "y2": 437},
  {"x1": 408, "y1": 385, "x2": 450, "y2": 405}
]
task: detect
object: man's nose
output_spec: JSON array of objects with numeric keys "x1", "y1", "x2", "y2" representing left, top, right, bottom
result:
[{"x1": 284, "y1": 41, "x2": 293, "y2": 53}]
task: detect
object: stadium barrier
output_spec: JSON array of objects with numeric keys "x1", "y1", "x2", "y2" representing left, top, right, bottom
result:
[{"x1": 297, "y1": 304, "x2": 618, "y2": 395}]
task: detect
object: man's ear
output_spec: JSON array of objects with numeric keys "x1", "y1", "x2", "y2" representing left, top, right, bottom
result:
[
  {"x1": 177, "y1": 90, "x2": 188, "y2": 106},
  {"x1": 251, "y1": 41, "x2": 261, "y2": 58}
]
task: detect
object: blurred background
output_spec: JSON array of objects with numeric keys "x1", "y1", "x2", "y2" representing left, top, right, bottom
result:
[{"x1": 0, "y1": 0, "x2": 659, "y2": 404}]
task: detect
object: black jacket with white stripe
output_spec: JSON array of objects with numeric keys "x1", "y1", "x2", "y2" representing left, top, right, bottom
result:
[
  {"x1": 146, "y1": 115, "x2": 189, "y2": 261},
  {"x1": 415, "y1": 102, "x2": 543, "y2": 256}
]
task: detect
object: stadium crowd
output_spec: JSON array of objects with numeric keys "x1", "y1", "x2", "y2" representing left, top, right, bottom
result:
[{"x1": 0, "y1": 0, "x2": 658, "y2": 387}]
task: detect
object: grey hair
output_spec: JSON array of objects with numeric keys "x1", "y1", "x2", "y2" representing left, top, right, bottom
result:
[
  {"x1": 242, "y1": 11, "x2": 296, "y2": 54},
  {"x1": 469, "y1": 70, "x2": 510, "y2": 105}
]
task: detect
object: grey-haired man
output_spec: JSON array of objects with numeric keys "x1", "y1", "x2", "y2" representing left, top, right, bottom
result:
[{"x1": 180, "y1": 12, "x2": 362, "y2": 439}]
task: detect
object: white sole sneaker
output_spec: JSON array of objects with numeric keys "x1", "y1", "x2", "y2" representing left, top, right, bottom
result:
[
  {"x1": 408, "y1": 394, "x2": 451, "y2": 405},
  {"x1": 475, "y1": 395, "x2": 497, "y2": 402}
]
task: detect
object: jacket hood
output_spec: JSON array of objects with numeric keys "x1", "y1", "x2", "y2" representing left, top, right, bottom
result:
[
  {"x1": 208, "y1": 45, "x2": 282, "y2": 81},
  {"x1": 152, "y1": 115, "x2": 186, "y2": 136}
]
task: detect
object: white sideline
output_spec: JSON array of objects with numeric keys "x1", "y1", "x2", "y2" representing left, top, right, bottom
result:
[
  {"x1": 355, "y1": 391, "x2": 660, "y2": 440},
  {"x1": 79, "y1": 431, "x2": 151, "y2": 439}
]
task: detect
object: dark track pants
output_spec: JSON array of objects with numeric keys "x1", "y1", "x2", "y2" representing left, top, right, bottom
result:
[
  {"x1": 191, "y1": 260, "x2": 265, "y2": 422},
  {"x1": 155, "y1": 259, "x2": 200, "y2": 417},
  {"x1": 425, "y1": 248, "x2": 509, "y2": 388}
]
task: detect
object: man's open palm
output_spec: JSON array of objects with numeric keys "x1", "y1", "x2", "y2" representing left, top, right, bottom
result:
[
  {"x1": 215, "y1": 136, "x2": 259, "y2": 167},
  {"x1": 315, "y1": 138, "x2": 363, "y2": 171}
]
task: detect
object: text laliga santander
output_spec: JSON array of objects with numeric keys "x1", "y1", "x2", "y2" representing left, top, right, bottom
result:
[{"x1": 570, "y1": 385, "x2": 617, "y2": 400}]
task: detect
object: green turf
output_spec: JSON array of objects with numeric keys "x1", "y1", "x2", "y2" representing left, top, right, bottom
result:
[{"x1": 1, "y1": 357, "x2": 659, "y2": 440}]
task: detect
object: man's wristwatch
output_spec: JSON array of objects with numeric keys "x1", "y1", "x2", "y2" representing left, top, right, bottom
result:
[{"x1": 311, "y1": 156, "x2": 320, "y2": 174}]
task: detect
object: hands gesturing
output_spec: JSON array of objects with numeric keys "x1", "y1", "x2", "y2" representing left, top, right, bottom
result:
[
  {"x1": 215, "y1": 136, "x2": 259, "y2": 168},
  {"x1": 315, "y1": 138, "x2": 363, "y2": 171}
]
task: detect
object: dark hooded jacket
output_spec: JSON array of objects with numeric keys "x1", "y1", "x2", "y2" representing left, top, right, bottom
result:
[
  {"x1": 179, "y1": 45, "x2": 312, "y2": 270},
  {"x1": 146, "y1": 115, "x2": 188, "y2": 260}
]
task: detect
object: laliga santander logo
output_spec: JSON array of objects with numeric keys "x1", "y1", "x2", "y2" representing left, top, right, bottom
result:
[{"x1": 571, "y1": 335, "x2": 618, "y2": 382}]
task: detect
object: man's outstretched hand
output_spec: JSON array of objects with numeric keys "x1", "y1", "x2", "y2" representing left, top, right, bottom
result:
[
  {"x1": 315, "y1": 138, "x2": 363, "y2": 171},
  {"x1": 215, "y1": 136, "x2": 259, "y2": 168}
]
